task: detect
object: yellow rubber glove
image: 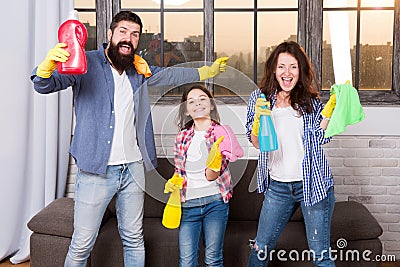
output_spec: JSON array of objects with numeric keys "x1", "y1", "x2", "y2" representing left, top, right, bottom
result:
[
  {"x1": 134, "y1": 54, "x2": 152, "y2": 78},
  {"x1": 251, "y1": 117, "x2": 261, "y2": 137},
  {"x1": 321, "y1": 93, "x2": 337, "y2": 119},
  {"x1": 206, "y1": 136, "x2": 224, "y2": 172},
  {"x1": 36, "y1": 43, "x2": 70, "y2": 78},
  {"x1": 198, "y1": 57, "x2": 229, "y2": 80},
  {"x1": 251, "y1": 98, "x2": 271, "y2": 137},
  {"x1": 162, "y1": 173, "x2": 184, "y2": 229}
]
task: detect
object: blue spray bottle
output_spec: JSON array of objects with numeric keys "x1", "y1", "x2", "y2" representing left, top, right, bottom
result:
[{"x1": 258, "y1": 93, "x2": 278, "y2": 152}]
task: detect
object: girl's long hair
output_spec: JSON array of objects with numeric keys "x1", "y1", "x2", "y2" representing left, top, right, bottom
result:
[
  {"x1": 176, "y1": 84, "x2": 220, "y2": 130},
  {"x1": 259, "y1": 41, "x2": 320, "y2": 114}
]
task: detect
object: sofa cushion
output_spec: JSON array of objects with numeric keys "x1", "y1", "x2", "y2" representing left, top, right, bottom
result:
[
  {"x1": 143, "y1": 163, "x2": 171, "y2": 218},
  {"x1": 105, "y1": 188, "x2": 165, "y2": 219},
  {"x1": 30, "y1": 233, "x2": 72, "y2": 267},
  {"x1": 146, "y1": 159, "x2": 266, "y2": 221},
  {"x1": 107, "y1": 193, "x2": 165, "y2": 219},
  {"x1": 27, "y1": 197, "x2": 74, "y2": 238},
  {"x1": 104, "y1": 159, "x2": 172, "y2": 218},
  {"x1": 290, "y1": 207, "x2": 304, "y2": 221},
  {"x1": 227, "y1": 160, "x2": 264, "y2": 221},
  {"x1": 144, "y1": 218, "x2": 180, "y2": 266},
  {"x1": 227, "y1": 160, "x2": 304, "y2": 222},
  {"x1": 223, "y1": 220, "x2": 258, "y2": 267},
  {"x1": 331, "y1": 201, "x2": 382, "y2": 241},
  {"x1": 275, "y1": 221, "x2": 309, "y2": 251},
  {"x1": 28, "y1": 197, "x2": 113, "y2": 238},
  {"x1": 91, "y1": 218, "x2": 124, "y2": 267}
]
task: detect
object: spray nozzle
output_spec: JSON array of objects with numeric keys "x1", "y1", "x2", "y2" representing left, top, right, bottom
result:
[
  {"x1": 259, "y1": 93, "x2": 270, "y2": 110},
  {"x1": 68, "y1": 10, "x2": 79, "y2": 20}
]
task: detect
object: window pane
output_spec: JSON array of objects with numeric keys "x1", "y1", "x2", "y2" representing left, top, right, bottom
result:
[
  {"x1": 215, "y1": 12, "x2": 254, "y2": 96},
  {"x1": 121, "y1": 0, "x2": 159, "y2": 8},
  {"x1": 257, "y1": 12, "x2": 297, "y2": 84},
  {"x1": 361, "y1": 0, "x2": 394, "y2": 7},
  {"x1": 164, "y1": 12, "x2": 203, "y2": 64},
  {"x1": 322, "y1": 11, "x2": 356, "y2": 89},
  {"x1": 135, "y1": 13, "x2": 161, "y2": 66},
  {"x1": 74, "y1": 0, "x2": 95, "y2": 8},
  {"x1": 215, "y1": 0, "x2": 253, "y2": 8},
  {"x1": 149, "y1": 12, "x2": 203, "y2": 96},
  {"x1": 77, "y1": 12, "x2": 97, "y2": 51},
  {"x1": 258, "y1": 0, "x2": 298, "y2": 8},
  {"x1": 359, "y1": 10, "x2": 393, "y2": 90},
  {"x1": 121, "y1": 0, "x2": 202, "y2": 8},
  {"x1": 164, "y1": 0, "x2": 202, "y2": 8},
  {"x1": 323, "y1": 0, "x2": 357, "y2": 8}
]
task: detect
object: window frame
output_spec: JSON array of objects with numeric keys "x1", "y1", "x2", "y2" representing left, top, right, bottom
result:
[
  {"x1": 77, "y1": 0, "x2": 400, "y2": 105},
  {"x1": 321, "y1": 1, "x2": 400, "y2": 104}
]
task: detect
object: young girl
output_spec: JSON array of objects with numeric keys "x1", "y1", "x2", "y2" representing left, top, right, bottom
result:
[
  {"x1": 246, "y1": 41, "x2": 336, "y2": 266},
  {"x1": 168, "y1": 84, "x2": 234, "y2": 267}
]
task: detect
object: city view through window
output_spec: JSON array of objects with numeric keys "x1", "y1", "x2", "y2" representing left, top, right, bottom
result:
[{"x1": 75, "y1": 0, "x2": 394, "y2": 96}]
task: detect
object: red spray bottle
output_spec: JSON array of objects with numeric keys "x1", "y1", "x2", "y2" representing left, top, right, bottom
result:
[{"x1": 57, "y1": 10, "x2": 88, "y2": 75}]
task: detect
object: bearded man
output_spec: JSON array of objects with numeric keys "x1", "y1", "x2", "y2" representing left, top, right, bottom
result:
[{"x1": 31, "y1": 11, "x2": 228, "y2": 267}]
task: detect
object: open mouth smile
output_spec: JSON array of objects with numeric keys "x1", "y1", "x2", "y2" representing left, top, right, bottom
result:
[
  {"x1": 118, "y1": 43, "x2": 133, "y2": 54},
  {"x1": 281, "y1": 77, "x2": 293, "y2": 87}
]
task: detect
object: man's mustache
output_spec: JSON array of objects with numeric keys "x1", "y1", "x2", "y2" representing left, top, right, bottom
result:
[{"x1": 117, "y1": 41, "x2": 134, "y2": 49}]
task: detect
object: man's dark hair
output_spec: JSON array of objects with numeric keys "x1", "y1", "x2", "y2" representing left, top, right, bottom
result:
[{"x1": 110, "y1": 11, "x2": 143, "y2": 34}]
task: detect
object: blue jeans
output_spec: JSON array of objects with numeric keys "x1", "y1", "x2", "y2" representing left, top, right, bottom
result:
[
  {"x1": 248, "y1": 179, "x2": 335, "y2": 267},
  {"x1": 179, "y1": 194, "x2": 229, "y2": 267},
  {"x1": 64, "y1": 161, "x2": 145, "y2": 267}
]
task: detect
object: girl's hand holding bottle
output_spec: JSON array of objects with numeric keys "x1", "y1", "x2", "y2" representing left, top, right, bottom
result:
[{"x1": 162, "y1": 173, "x2": 184, "y2": 229}]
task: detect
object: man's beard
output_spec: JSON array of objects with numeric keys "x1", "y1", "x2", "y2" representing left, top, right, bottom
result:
[{"x1": 107, "y1": 41, "x2": 136, "y2": 72}]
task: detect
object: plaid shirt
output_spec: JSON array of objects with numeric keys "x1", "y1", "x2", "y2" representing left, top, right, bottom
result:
[
  {"x1": 245, "y1": 89, "x2": 334, "y2": 206},
  {"x1": 174, "y1": 121, "x2": 232, "y2": 203}
]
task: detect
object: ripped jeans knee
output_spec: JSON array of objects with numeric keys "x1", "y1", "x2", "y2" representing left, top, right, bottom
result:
[{"x1": 248, "y1": 239, "x2": 269, "y2": 264}]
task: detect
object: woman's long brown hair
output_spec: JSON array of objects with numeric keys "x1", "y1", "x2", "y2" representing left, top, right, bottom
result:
[{"x1": 259, "y1": 41, "x2": 320, "y2": 114}]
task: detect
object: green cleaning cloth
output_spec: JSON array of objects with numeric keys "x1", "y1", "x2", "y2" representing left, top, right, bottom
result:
[{"x1": 325, "y1": 83, "x2": 365, "y2": 138}]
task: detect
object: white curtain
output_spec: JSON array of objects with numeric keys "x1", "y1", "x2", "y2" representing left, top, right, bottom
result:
[
  {"x1": 326, "y1": 0, "x2": 353, "y2": 84},
  {"x1": 0, "y1": 0, "x2": 73, "y2": 263}
]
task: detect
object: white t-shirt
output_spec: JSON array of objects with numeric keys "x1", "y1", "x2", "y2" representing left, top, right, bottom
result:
[
  {"x1": 185, "y1": 130, "x2": 219, "y2": 200},
  {"x1": 108, "y1": 68, "x2": 142, "y2": 165},
  {"x1": 269, "y1": 106, "x2": 304, "y2": 182}
]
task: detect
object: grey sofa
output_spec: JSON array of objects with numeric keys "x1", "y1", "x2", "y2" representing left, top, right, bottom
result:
[{"x1": 28, "y1": 158, "x2": 383, "y2": 267}]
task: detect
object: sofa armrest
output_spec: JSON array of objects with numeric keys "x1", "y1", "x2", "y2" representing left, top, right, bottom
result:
[
  {"x1": 28, "y1": 197, "x2": 114, "y2": 239},
  {"x1": 28, "y1": 197, "x2": 75, "y2": 238},
  {"x1": 331, "y1": 201, "x2": 383, "y2": 241}
]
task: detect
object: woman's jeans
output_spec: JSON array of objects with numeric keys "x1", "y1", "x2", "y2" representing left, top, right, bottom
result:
[
  {"x1": 248, "y1": 179, "x2": 335, "y2": 267},
  {"x1": 64, "y1": 161, "x2": 145, "y2": 267},
  {"x1": 179, "y1": 194, "x2": 229, "y2": 267}
]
